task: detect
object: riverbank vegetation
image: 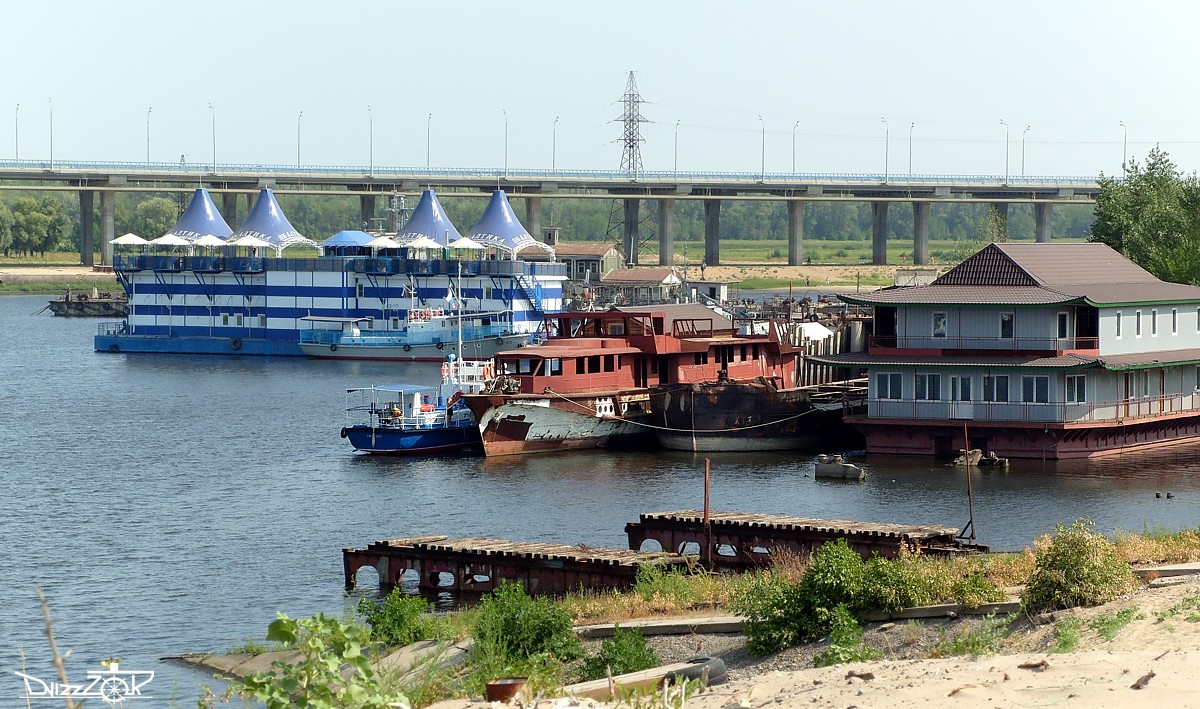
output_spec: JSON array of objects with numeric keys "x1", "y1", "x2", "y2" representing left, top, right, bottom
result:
[{"x1": 194, "y1": 521, "x2": 1200, "y2": 707}]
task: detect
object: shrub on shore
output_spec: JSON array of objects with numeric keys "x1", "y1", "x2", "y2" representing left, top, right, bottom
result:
[{"x1": 1022, "y1": 519, "x2": 1141, "y2": 613}]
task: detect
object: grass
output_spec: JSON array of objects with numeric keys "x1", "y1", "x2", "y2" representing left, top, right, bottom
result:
[
  {"x1": 1049, "y1": 618, "x2": 1082, "y2": 653},
  {"x1": 927, "y1": 614, "x2": 1014, "y2": 658},
  {"x1": 1089, "y1": 607, "x2": 1144, "y2": 640}
]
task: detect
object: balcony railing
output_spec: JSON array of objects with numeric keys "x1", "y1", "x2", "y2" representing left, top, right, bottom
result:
[
  {"x1": 868, "y1": 391, "x2": 1200, "y2": 424},
  {"x1": 869, "y1": 334, "x2": 1099, "y2": 353}
]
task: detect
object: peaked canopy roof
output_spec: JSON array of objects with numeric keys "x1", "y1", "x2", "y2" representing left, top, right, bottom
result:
[
  {"x1": 842, "y1": 242, "x2": 1200, "y2": 307},
  {"x1": 322, "y1": 230, "x2": 373, "y2": 247},
  {"x1": 467, "y1": 190, "x2": 554, "y2": 256},
  {"x1": 230, "y1": 189, "x2": 318, "y2": 253},
  {"x1": 164, "y1": 188, "x2": 233, "y2": 240},
  {"x1": 396, "y1": 190, "x2": 462, "y2": 245}
]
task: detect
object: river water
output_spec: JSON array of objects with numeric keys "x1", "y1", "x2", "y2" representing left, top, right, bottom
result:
[{"x1": 4, "y1": 293, "x2": 1200, "y2": 703}]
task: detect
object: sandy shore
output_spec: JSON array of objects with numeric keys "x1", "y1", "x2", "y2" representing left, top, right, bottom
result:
[{"x1": 0, "y1": 265, "x2": 119, "y2": 285}]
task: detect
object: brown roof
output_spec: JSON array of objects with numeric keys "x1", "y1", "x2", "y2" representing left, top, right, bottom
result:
[
  {"x1": 842, "y1": 243, "x2": 1200, "y2": 307},
  {"x1": 613, "y1": 303, "x2": 733, "y2": 332},
  {"x1": 808, "y1": 352, "x2": 1099, "y2": 369},
  {"x1": 1099, "y1": 348, "x2": 1200, "y2": 370}
]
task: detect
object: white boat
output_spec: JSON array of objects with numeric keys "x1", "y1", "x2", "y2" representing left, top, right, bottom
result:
[{"x1": 299, "y1": 310, "x2": 532, "y2": 361}]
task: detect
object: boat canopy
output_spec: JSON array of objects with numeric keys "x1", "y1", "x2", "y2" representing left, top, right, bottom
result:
[
  {"x1": 397, "y1": 190, "x2": 462, "y2": 245},
  {"x1": 347, "y1": 383, "x2": 439, "y2": 395},
  {"x1": 162, "y1": 188, "x2": 233, "y2": 240},
  {"x1": 322, "y1": 230, "x2": 373, "y2": 247},
  {"x1": 230, "y1": 188, "x2": 319, "y2": 254},
  {"x1": 467, "y1": 190, "x2": 555, "y2": 258}
]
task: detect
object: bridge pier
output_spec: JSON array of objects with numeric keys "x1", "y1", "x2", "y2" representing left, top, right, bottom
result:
[
  {"x1": 360, "y1": 194, "x2": 376, "y2": 231},
  {"x1": 100, "y1": 191, "x2": 115, "y2": 266},
  {"x1": 1035, "y1": 202, "x2": 1053, "y2": 243},
  {"x1": 704, "y1": 199, "x2": 721, "y2": 266},
  {"x1": 623, "y1": 198, "x2": 640, "y2": 266},
  {"x1": 221, "y1": 193, "x2": 238, "y2": 227},
  {"x1": 526, "y1": 196, "x2": 542, "y2": 243},
  {"x1": 658, "y1": 198, "x2": 675, "y2": 266},
  {"x1": 990, "y1": 202, "x2": 1009, "y2": 240},
  {"x1": 871, "y1": 201, "x2": 888, "y2": 265},
  {"x1": 912, "y1": 201, "x2": 930, "y2": 265},
  {"x1": 245, "y1": 190, "x2": 257, "y2": 215},
  {"x1": 787, "y1": 201, "x2": 805, "y2": 266},
  {"x1": 79, "y1": 191, "x2": 95, "y2": 267}
]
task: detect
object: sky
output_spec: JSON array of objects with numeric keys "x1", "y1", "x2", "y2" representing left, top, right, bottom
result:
[{"x1": 3, "y1": 0, "x2": 1198, "y2": 179}]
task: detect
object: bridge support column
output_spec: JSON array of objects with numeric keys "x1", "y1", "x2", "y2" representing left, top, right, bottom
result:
[
  {"x1": 245, "y1": 190, "x2": 257, "y2": 215},
  {"x1": 1035, "y1": 202, "x2": 1053, "y2": 243},
  {"x1": 787, "y1": 201, "x2": 805, "y2": 266},
  {"x1": 100, "y1": 191, "x2": 115, "y2": 266},
  {"x1": 526, "y1": 196, "x2": 542, "y2": 242},
  {"x1": 657, "y1": 198, "x2": 675, "y2": 266},
  {"x1": 912, "y1": 201, "x2": 930, "y2": 265},
  {"x1": 222, "y1": 192, "x2": 238, "y2": 226},
  {"x1": 704, "y1": 199, "x2": 721, "y2": 266},
  {"x1": 79, "y1": 191, "x2": 95, "y2": 267},
  {"x1": 871, "y1": 201, "x2": 888, "y2": 265},
  {"x1": 360, "y1": 195, "x2": 376, "y2": 230},
  {"x1": 990, "y1": 202, "x2": 1009, "y2": 240},
  {"x1": 623, "y1": 198, "x2": 640, "y2": 266}
]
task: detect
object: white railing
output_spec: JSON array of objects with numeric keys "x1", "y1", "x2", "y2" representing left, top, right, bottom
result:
[{"x1": 870, "y1": 392, "x2": 1200, "y2": 424}]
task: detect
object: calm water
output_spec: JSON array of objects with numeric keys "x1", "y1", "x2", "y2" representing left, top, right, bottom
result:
[{"x1": 4, "y1": 293, "x2": 1200, "y2": 703}]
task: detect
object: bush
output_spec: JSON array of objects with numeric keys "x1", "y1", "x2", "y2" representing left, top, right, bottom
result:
[
  {"x1": 578, "y1": 625, "x2": 662, "y2": 680},
  {"x1": 859, "y1": 554, "x2": 932, "y2": 612},
  {"x1": 1022, "y1": 519, "x2": 1141, "y2": 613},
  {"x1": 472, "y1": 582, "x2": 582, "y2": 663},
  {"x1": 357, "y1": 589, "x2": 436, "y2": 647},
  {"x1": 634, "y1": 563, "x2": 695, "y2": 607},
  {"x1": 797, "y1": 539, "x2": 866, "y2": 627},
  {"x1": 951, "y1": 569, "x2": 1006, "y2": 609},
  {"x1": 813, "y1": 605, "x2": 881, "y2": 667},
  {"x1": 728, "y1": 570, "x2": 809, "y2": 656}
]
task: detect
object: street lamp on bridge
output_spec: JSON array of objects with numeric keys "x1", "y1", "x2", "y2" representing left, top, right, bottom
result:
[
  {"x1": 908, "y1": 121, "x2": 915, "y2": 175},
  {"x1": 880, "y1": 117, "x2": 889, "y2": 184},
  {"x1": 552, "y1": 115, "x2": 559, "y2": 171},
  {"x1": 14, "y1": 103, "x2": 18, "y2": 161},
  {"x1": 48, "y1": 97, "x2": 53, "y2": 169},
  {"x1": 146, "y1": 107, "x2": 152, "y2": 164},
  {"x1": 1119, "y1": 121, "x2": 1127, "y2": 176},
  {"x1": 791, "y1": 120, "x2": 799, "y2": 174},
  {"x1": 426, "y1": 113, "x2": 432, "y2": 169},
  {"x1": 297, "y1": 110, "x2": 303, "y2": 167},
  {"x1": 674, "y1": 120, "x2": 680, "y2": 175},
  {"x1": 367, "y1": 105, "x2": 373, "y2": 176},
  {"x1": 1000, "y1": 119, "x2": 1009, "y2": 185},
  {"x1": 1021, "y1": 125, "x2": 1031, "y2": 176},
  {"x1": 502, "y1": 109, "x2": 509, "y2": 179},
  {"x1": 208, "y1": 103, "x2": 216, "y2": 173},
  {"x1": 758, "y1": 115, "x2": 765, "y2": 182}
]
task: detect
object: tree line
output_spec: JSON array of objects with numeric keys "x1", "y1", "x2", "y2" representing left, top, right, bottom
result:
[{"x1": 0, "y1": 188, "x2": 1095, "y2": 258}]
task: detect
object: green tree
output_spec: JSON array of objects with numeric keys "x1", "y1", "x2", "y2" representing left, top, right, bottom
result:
[
  {"x1": 1091, "y1": 146, "x2": 1200, "y2": 283},
  {"x1": 9, "y1": 197, "x2": 52, "y2": 257},
  {"x1": 0, "y1": 204, "x2": 14, "y2": 256},
  {"x1": 130, "y1": 196, "x2": 179, "y2": 239}
]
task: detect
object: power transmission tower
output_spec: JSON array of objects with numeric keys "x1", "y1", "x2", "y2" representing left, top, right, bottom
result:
[{"x1": 606, "y1": 71, "x2": 656, "y2": 267}]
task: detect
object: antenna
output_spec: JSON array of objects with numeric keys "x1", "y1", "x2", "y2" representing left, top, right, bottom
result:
[{"x1": 606, "y1": 72, "x2": 656, "y2": 266}]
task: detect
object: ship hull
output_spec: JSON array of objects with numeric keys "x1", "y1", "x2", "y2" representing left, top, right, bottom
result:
[
  {"x1": 651, "y1": 380, "x2": 863, "y2": 452},
  {"x1": 342, "y1": 424, "x2": 480, "y2": 455},
  {"x1": 299, "y1": 333, "x2": 528, "y2": 362},
  {"x1": 466, "y1": 394, "x2": 653, "y2": 456}
]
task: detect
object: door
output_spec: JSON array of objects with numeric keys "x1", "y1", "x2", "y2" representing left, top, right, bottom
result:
[{"x1": 949, "y1": 375, "x2": 974, "y2": 420}]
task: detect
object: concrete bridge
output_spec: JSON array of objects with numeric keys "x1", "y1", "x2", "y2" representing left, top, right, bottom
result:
[{"x1": 0, "y1": 159, "x2": 1100, "y2": 268}]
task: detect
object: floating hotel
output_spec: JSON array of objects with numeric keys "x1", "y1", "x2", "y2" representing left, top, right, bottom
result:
[{"x1": 95, "y1": 188, "x2": 564, "y2": 356}]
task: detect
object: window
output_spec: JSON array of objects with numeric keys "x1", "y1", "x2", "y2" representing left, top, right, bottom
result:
[
  {"x1": 486, "y1": 286, "x2": 493, "y2": 299},
  {"x1": 1152, "y1": 309, "x2": 1158, "y2": 336},
  {"x1": 1057, "y1": 312, "x2": 1069, "y2": 339},
  {"x1": 876, "y1": 372, "x2": 902, "y2": 400},
  {"x1": 391, "y1": 317, "x2": 400, "y2": 329},
  {"x1": 1173, "y1": 309, "x2": 1179, "y2": 335},
  {"x1": 983, "y1": 375, "x2": 1009, "y2": 402},
  {"x1": 603, "y1": 355, "x2": 615, "y2": 372},
  {"x1": 356, "y1": 282, "x2": 365, "y2": 298},
  {"x1": 1136, "y1": 310, "x2": 1142, "y2": 337},
  {"x1": 932, "y1": 312, "x2": 948, "y2": 338},
  {"x1": 545, "y1": 358, "x2": 562, "y2": 376},
  {"x1": 258, "y1": 314, "x2": 267, "y2": 328},
  {"x1": 236, "y1": 314, "x2": 244, "y2": 327},
  {"x1": 1066, "y1": 374, "x2": 1087, "y2": 403},
  {"x1": 915, "y1": 373, "x2": 941, "y2": 401},
  {"x1": 999, "y1": 312, "x2": 1014, "y2": 339},
  {"x1": 1116, "y1": 311, "x2": 1122, "y2": 338},
  {"x1": 951, "y1": 376, "x2": 972, "y2": 401},
  {"x1": 1022, "y1": 375, "x2": 1049, "y2": 403}
]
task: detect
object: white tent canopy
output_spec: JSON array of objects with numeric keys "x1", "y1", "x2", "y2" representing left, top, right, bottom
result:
[
  {"x1": 193, "y1": 234, "x2": 228, "y2": 247},
  {"x1": 112, "y1": 232, "x2": 148, "y2": 245},
  {"x1": 365, "y1": 235, "x2": 402, "y2": 249},
  {"x1": 150, "y1": 234, "x2": 192, "y2": 247},
  {"x1": 402, "y1": 235, "x2": 442, "y2": 250},
  {"x1": 446, "y1": 236, "x2": 486, "y2": 250},
  {"x1": 228, "y1": 234, "x2": 272, "y2": 248}
]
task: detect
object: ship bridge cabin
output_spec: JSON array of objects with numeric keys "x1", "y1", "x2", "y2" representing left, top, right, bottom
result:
[
  {"x1": 811, "y1": 243, "x2": 1200, "y2": 459},
  {"x1": 491, "y1": 304, "x2": 803, "y2": 395}
]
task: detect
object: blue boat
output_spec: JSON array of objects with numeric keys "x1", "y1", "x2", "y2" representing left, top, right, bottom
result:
[{"x1": 339, "y1": 360, "x2": 493, "y2": 455}]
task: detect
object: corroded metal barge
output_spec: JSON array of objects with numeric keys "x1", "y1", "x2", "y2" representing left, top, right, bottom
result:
[
  {"x1": 343, "y1": 535, "x2": 685, "y2": 595},
  {"x1": 626, "y1": 510, "x2": 986, "y2": 567}
]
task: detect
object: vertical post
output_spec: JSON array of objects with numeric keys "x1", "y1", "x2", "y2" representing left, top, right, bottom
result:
[
  {"x1": 657, "y1": 198, "x2": 675, "y2": 266},
  {"x1": 221, "y1": 192, "x2": 238, "y2": 226},
  {"x1": 912, "y1": 201, "x2": 930, "y2": 265},
  {"x1": 297, "y1": 110, "x2": 303, "y2": 166},
  {"x1": 426, "y1": 112, "x2": 431, "y2": 169},
  {"x1": 79, "y1": 190, "x2": 95, "y2": 268},
  {"x1": 787, "y1": 200, "x2": 805, "y2": 266},
  {"x1": 360, "y1": 194, "x2": 376, "y2": 231},
  {"x1": 622, "y1": 198, "x2": 640, "y2": 267},
  {"x1": 1035, "y1": 202, "x2": 1054, "y2": 243},
  {"x1": 552, "y1": 115, "x2": 559, "y2": 171},
  {"x1": 100, "y1": 191, "x2": 115, "y2": 267},
  {"x1": 146, "y1": 106, "x2": 152, "y2": 164},
  {"x1": 525, "y1": 196, "x2": 542, "y2": 245},
  {"x1": 704, "y1": 199, "x2": 721, "y2": 266},
  {"x1": 703, "y1": 458, "x2": 711, "y2": 568},
  {"x1": 871, "y1": 201, "x2": 888, "y2": 265},
  {"x1": 208, "y1": 102, "x2": 215, "y2": 173}
]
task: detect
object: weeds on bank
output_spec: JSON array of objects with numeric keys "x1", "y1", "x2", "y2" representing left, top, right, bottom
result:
[
  {"x1": 1049, "y1": 618, "x2": 1082, "y2": 653},
  {"x1": 813, "y1": 606, "x2": 882, "y2": 667},
  {"x1": 1090, "y1": 607, "x2": 1145, "y2": 640},
  {"x1": 1154, "y1": 594, "x2": 1200, "y2": 622},
  {"x1": 927, "y1": 614, "x2": 1014, "y2": 658}
]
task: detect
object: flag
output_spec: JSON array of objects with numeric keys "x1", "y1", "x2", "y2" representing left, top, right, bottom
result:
[{"x1": 445, "y1": 288, "x2": 454, "y2": 307}]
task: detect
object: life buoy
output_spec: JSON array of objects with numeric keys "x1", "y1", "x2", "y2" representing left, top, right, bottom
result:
[
  {"x1": 483, "y1": 364, "x2": 495, "y2": 379},
  {"x1": 108, "y1": 344, "x2": 120, "y2": 353},
  {"x1": 230, "y1": 337, "x2": 242, "y2": 350},
  {"x1": 436, "y1": 342, "x2": 444, "y2": 350},
  {"x1": 330, "y1": 343, "x2": 338, "y2": 352},
  {"x1": 441, "y1": 363, "x2": 450, "y2": 378},
  {"x1": 402, "y1": 344, "x2": 412, "y2": 352},
  {"x1": 495, "y1": 336, "x2": 504, "y2": 344}
]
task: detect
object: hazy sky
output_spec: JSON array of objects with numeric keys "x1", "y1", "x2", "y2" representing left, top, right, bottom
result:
[{"x1": 4, "y1": 1, "x2": 1196, "y2": 178}]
